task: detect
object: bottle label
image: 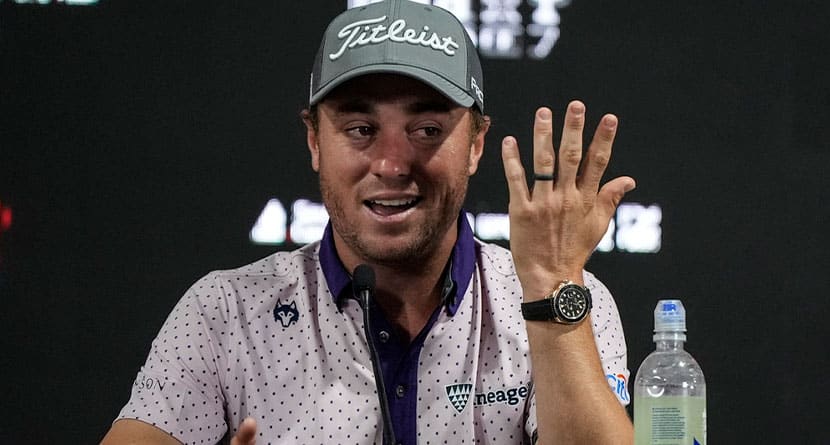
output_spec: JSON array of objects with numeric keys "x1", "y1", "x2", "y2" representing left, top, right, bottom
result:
[{"x1": 634, "y1": 396, "x2": 706, "y2": 445}]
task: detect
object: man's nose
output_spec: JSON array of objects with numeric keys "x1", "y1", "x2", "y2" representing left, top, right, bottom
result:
[{"x1": 370, "y1": 132, "x2": 414, "y2": 179}]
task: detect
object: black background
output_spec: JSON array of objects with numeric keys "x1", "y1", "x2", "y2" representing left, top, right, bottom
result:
[{"x1": 2, "y1": 1, "x2": 829, "y2": 443}]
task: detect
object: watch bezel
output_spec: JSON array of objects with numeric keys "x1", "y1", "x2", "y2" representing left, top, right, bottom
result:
[{"x1": 551, "y1": 283, "x2": 591, "y2": 323}]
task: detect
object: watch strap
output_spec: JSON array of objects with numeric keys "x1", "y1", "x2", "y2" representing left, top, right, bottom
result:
[{"x1": 521, "y1": 298, "x2": 557, "y2": 321}]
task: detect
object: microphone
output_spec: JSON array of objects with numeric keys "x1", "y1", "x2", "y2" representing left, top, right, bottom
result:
[
  {"x1": 352, "y1": 264, "x2": 375, "y2": 310},
  {"x1": 352, "y1": 264, "x2": 396, "y2": 445}
]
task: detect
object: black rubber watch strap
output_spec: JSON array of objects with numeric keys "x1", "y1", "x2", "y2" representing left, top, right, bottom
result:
[{"x1": 521, "y1": 298, "x2": 556, "y2": 321}]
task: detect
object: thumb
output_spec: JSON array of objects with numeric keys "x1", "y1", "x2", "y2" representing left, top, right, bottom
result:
[
  {"x1": 230, "y1": 417, "x2": 257, "y2": 445},
  {"x1": 597, "y1": 176, "x2": 636, "y2": 217}
]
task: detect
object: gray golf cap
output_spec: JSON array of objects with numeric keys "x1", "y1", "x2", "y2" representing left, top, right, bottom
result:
[{"x1": 309, "y1": 0, "x2": 484, "y2": 112}]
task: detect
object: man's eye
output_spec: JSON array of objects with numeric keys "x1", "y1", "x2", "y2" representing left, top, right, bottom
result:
[
  {"x1": 419, "y1": 127, "x2": 441, "y2": 137},
  {"x1": 347, "y1": 126, "x2": 374, "y2": 137}
]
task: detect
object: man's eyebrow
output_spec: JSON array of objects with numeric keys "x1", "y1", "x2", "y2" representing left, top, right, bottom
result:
[
  {"x1": 330, "y1": 98, "x2": 453, "y2": 115},
  {"x1": 333, "y1": 99, "x2": 372, "y2": 115},
  {"x1": 407, "y1": 100, "x2": 453, "y2": 114}
]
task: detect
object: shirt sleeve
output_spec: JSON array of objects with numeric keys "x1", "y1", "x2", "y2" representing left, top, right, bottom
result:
[
  {"x1": 584, "y1": 270, "x2": 631, "y2": 406},
  {"x1": 523, "y1": 270, "x2": 631, "y2": 441},
  {"x1": 115, "y1": 273, "x2": 230, "y2": 444}
]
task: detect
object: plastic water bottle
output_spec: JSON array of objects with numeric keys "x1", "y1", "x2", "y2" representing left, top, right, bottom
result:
[{"x1": 634, "y1": 300, "x2": 706, "y2": 444}]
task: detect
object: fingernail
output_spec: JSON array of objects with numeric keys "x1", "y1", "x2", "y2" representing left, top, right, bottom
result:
[
  {"x1": 538, "y1": 108, "x2": 551, "y2": 120},
  {"x1": 571, "y1": 102, "x2": 585, "y2": 117},
  {"x1": 604, "y1": 115, "x2": 618, "y2": 129}
]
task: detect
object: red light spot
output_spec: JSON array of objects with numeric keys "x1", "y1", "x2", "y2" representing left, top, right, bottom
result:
[{"x1": 0, "y1": 206, "x2": 11, "y2": 232}]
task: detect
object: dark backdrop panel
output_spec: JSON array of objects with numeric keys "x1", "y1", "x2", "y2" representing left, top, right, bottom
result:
[{"x1": 2, "y1": 1, "x2": 828, "y2": 443}]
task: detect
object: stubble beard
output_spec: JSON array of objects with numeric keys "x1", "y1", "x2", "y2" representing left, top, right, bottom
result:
[{"x1": 319, "y1": 173, "x2": 469, "y2": 268}]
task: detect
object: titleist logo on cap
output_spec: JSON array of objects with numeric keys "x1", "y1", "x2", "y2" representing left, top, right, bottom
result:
[{"x1": 329, "y1": 16, "x2": 460, "y2": 61}]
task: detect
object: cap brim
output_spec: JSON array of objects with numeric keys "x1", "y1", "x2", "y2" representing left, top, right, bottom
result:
[{"x1": 309, "y1": 64, "x2": 475, "y2": 109}]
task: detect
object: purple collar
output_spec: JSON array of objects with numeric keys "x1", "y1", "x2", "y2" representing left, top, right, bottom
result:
[{"x1": 318, "y1": 212, "x2": 475, "y2": 315}]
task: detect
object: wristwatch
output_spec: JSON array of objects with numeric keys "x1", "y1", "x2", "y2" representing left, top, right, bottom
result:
[{"x1": 520, "y1": 281, "x2": 592, "y2": 324}]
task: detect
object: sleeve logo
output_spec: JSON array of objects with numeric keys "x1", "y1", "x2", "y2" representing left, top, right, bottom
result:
[{"x1": 606, "y1": 373, "x2": 630, "y2": 403}]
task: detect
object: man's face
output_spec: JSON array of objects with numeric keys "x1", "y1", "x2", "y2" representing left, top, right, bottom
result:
[{"x1": 306, "y1": 74, "x2": 487, "y2": 267}]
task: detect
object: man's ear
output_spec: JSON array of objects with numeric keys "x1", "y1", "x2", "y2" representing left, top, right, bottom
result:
[
  {"x1": 467, "y1": 115, "x2": 490, "y2": 176},
  {"x1": 303, "y1": 115, "x2": 320, "y2": 172}
]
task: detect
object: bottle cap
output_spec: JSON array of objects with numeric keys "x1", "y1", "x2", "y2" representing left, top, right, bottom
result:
[{"x1": 654, "y1": 299, "x2": 686, "y2": 332}]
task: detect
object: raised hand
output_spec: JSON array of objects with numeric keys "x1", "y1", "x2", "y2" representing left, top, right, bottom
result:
[{"x1": 500, "y1": 101, "x2": 635, "y2": 299}]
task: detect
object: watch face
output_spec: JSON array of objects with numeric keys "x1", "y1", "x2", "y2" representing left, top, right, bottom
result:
[{"x1": 555, "y1": 285, "x2": 589, "y2": 321}]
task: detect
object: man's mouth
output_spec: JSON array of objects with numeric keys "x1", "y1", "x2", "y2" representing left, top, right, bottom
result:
[{"x1": 365, "y1": 197, "x2": 421, "y2": 216}]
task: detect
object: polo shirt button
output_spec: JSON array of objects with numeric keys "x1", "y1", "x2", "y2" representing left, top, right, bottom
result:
[
  {"x1": 379, "y1": 331, "x2": 390, "y2": 343},
  {"x1": 395, "y1": 384, "x2": 406, "y2": 398}
]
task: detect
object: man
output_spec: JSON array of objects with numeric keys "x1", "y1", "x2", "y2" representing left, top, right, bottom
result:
[{"x1": 102, "y1": 1, "x2": 635, "y2": 444}]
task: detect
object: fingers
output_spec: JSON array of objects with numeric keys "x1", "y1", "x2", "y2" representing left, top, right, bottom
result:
[
  {"x1": 556, "y1": 101, "x2": 586, "y2": 187},
  {"x1": 501, "y1": 136, "x2": 530, "y2": 205},
  {"x1": 532, "y1": 107, "x2": 556, "y2": 190},
  {"x1": 578, "y1": 113, "x2": 618, "y2": 198},
  {"x1": 230, "y1": 417, "x2": 257, "y2": 445},
  {"x1": 502, "y1": 101, "x2": 626, "y2": 210}
]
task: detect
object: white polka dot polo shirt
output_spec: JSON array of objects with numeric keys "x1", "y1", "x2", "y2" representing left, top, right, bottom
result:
[{"x1": 116, "y1": 215, "x2": 629, "y2": 444}]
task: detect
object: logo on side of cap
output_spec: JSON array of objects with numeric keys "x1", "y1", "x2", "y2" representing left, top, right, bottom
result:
[
  {"x1": 470, "y1": 75, "x2": 484, "y2": 104},
  {"x1": 328, "y1": 15, "x2": 461, "y2": 61}
]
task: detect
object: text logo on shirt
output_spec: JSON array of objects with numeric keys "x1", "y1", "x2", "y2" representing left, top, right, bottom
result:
[
  {"x1": 445, "y1": 383, "x2": 530, "y2": 413},
  {"x1": 606, "y1": 373, "x2": 630, "y2": 403},
  {"x1": 273, "y1": 299, "x2": 299, "y2": 328},
  {"x1": 133, "y1": 372, "x2": 166, "y2": 392}
]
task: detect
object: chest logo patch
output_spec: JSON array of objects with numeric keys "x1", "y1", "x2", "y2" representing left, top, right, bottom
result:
[
  {"x1": 445, "y1": 383, "x2": 473, "y2": 413},
  {"x1": 273, "y1": 299, "x2": 299, "y2": 328},
  {"x1": 446, "y1": 383, "x2": 532, "y2": 413}
]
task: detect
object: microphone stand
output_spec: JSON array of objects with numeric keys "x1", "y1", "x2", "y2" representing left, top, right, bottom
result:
[{"x1": 353, "y1": 264, "x2": 397, "y2": 445}]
